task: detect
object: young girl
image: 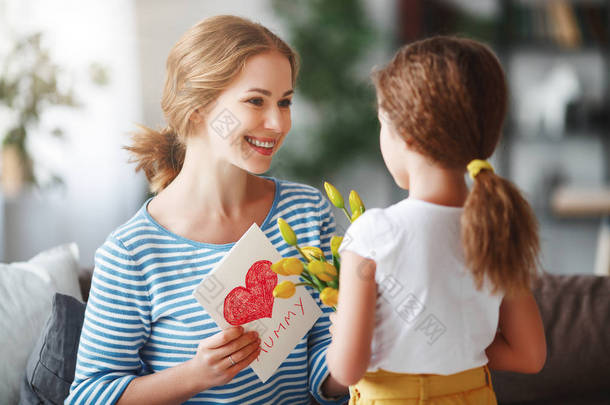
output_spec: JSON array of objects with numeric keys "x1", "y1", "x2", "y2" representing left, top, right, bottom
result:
[
  {"x1": 66, "y1": 15, "x2": 348, "y2": 405},
  {"x1": 327, "y1": 36, "x2": 547, "y2": 404}
]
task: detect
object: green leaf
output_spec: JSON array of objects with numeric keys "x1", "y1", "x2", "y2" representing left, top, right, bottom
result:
[{"x1": 310, "y1": 274, "x2": 327, "y2": 292}]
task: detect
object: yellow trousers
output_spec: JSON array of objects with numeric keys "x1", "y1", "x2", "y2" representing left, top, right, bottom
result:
[{"x1": 348, "y1": 366, "x2": 497, "y2": 405}]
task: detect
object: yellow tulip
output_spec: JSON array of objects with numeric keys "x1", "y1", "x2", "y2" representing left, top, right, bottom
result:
[
  {"x1": 351, "y1": 206, "x2": 363, "y2": 221},
  {"x1": 278, "y1": 218, "x2": 297, "y2": 246},
  {"x1": 349, "y1": 190, "x2": 365, "y2": 214},
  {"x1": 273, "y1": 280, "x2": 296, "y2": 298},
  {"x1": 322, "y1": 262, "x2": 338, "y2": 280},
  {"x1": 271, "y1": 258, "x2": 290, "y2": 276},
  {"x1": 320, "y1": 287, "x2": 339, "y2": 307},
  {"x1": 283, "y1": 257, "x2": 303, "y2": 276},
  {"x1": 330, "y1": 236, "x2": 343, "y2": 257},
  {"x1": 307, "y1": 261, "x2": 325, "y2": 280},
  {"x1": 301, "y1": 246, "x2": 325, "y2": 261},
  {"x1": 308, "y1": 261, "x2": 338, "y2": 282},
  {"x1": 324, "y1": 182, "x2": 344, "y2": 209}
]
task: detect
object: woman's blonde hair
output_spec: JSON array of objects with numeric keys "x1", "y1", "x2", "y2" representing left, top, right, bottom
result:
[
  {"x1": 125, "y1": 15, "x2": 299, "y2": 193},
  {"x1": 372, "y1": 36, "x2": 540, "y2": 297}
]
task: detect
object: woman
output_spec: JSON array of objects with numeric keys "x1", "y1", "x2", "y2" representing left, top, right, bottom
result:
[{"x1": 66, "y1": 15, "x2": 348, "y2": 405}]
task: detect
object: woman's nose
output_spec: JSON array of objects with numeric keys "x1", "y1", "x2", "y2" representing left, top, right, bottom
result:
[{"x1": 264, "y1": 106, "x2": 287, "y2": 133}]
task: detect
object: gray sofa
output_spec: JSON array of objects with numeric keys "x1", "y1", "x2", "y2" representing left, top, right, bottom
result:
[
  {"x1": 491, "y1": 273, "x2": 610, "y2": 404},
  {"x1": 20, "y1": 272, "x2": 610, "y2": 404}
]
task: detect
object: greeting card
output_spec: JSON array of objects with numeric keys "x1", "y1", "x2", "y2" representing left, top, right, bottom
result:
[{"x1": 192, "y1": 223, "x2": 323, "y2": 383}]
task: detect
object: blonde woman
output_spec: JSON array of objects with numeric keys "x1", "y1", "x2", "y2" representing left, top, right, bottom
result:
[{"x1": 66, "y1": 15, "x2": 348, "y2": 405}]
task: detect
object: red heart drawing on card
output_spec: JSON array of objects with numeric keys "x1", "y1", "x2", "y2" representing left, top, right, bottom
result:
[{"x1": 223, "y1": 260, "x2": 278, "y2": 326}]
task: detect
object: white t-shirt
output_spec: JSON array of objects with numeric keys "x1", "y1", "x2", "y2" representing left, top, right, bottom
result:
[{"x1": 339, "y1": 198, "x2": 503, "y2": 375}]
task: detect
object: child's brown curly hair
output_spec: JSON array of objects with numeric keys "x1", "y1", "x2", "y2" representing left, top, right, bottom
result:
[{"x1": 373, "y1": 36, "x2": 540, "y2": 297}]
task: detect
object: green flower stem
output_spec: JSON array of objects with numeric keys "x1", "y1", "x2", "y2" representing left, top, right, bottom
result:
[
  {"x1": 310, "y1": 275, "x2": 326, "y2": 292},
  {"x1": 295, "y1": 282, "x2": 314, "y2": 288},
  {"x1": 333, "y1": 255, "x2": 340, "y2": 273},
  {"x1": 299, "y1": 271, "x2": 314, "y2": 284},
  {"x1": 342, "y1": 207, "x2": 352, "y2": 223},
  {"x1": 296, "y1": 246, "x2": 312, "y2": 263}
]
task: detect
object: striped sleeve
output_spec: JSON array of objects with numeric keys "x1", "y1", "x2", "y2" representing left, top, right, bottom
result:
[
  {"x1": 66, "y1": 236, "x2": 151, "y2": 405},
  {"x1": 307, "y1": 192, "x2": 349, "y2": 405}
]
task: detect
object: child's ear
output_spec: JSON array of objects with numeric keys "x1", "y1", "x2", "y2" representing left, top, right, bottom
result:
[{"x1": 403, "y1": 135, "x2": 416, "y2": 150}]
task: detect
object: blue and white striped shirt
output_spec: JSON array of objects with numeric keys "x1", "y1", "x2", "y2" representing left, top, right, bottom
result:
[{"x1": 66, "y1": 178, "x2": 346, "y2": 405}]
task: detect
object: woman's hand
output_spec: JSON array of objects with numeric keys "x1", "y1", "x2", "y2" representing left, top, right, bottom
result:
[
  {"x1": 116, "y1": 326, "x2": 261, "y2": 405},
  {"x1": 191, "y1": 326, "x2": 261, "y2": 391}
]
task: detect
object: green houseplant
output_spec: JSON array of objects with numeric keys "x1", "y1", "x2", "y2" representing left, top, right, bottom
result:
[
  {"x1": 0, "y1": 31, "x2": 108, "y2": 196},
  {"x1": 270, "y1": 0, "x2": 381, "y2": 183}
]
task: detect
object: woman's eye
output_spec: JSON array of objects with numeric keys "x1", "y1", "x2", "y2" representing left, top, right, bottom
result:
[
  {"x1": 246, "y1": 98, "x2": 264, "y2": 106},
  {"x1": 278, "y1": 99, "x2": 292, "y2": 108}
]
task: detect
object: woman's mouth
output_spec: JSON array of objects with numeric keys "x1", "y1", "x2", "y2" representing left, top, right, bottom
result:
[{"x1": 245, "y1": 136, "x2": 276, "y2": 156}]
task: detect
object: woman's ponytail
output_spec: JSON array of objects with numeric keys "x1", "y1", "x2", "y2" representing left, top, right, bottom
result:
[
  {"x1": 462, "y1": 169, "x2": 540, "y2": 297},
  {"x1": 124, "y1": 125, "x2": 185, "y2": 194}
]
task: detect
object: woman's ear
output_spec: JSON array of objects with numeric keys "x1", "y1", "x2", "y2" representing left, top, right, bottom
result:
[{"x1": 189, "y1": 109, "x2": 203, "y2": 124}]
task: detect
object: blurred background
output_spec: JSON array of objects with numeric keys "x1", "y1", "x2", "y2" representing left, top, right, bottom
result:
[{"x1": 0, "y1": 0, "x2": 608, "y2": 275}]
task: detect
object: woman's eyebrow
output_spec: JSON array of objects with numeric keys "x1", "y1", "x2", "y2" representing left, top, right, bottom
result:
[{"x1": 246, "y1": 88, "x2": 294, "y2": 97}]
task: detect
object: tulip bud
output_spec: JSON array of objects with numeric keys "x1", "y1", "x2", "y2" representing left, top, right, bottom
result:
[
  {"x1": 351, "y1": 206, "x2": 363, "y2": 222},
  {"x1": 309, "y1": 261, "x2": 338, "y2": 282},
  {"x1": 301, "y1": 246, "x2": 325, "y2": 261},
  {"x1": 349, "y1": 190, "x2": 365, "y2": 215},
  {"x1": 273, "y1": 280, "x2": 296, "y2": 298},
  {"x1": 283, "y1": 257, "x2": 303, "y2": 276},
  {"x1": 324, "y1": 182, "x2": 344, "y2": 209},
  {"x1": 330, "y1": 236, "x2": 343, "y2": 257},
  {"x1": 320, "y1": 287, "x2": 339, "y2": 307},
  {"x1": 278, "y1": 218, "x2": 297, "y2": 246}
]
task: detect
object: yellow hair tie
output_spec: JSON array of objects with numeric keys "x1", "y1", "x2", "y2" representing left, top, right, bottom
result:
[{"x1": 467, "y1": 159, "x2": 494, "y2": 180}]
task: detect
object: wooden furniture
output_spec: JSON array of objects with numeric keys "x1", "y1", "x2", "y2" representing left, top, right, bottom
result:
[{"x1": 551, "y1": 186, "x2": 610, "y2": 275}]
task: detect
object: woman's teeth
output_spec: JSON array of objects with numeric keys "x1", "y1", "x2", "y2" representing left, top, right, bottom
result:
[{"x1": 246, "y1": 137, "x2": 275, "y2": 148}]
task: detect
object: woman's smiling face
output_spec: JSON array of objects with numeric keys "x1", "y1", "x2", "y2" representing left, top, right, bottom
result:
[{"x1": 198, "y1": 51, "x2": 293, "y2": 174}]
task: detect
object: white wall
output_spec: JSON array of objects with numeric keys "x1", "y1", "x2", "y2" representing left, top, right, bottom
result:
[
  {"x1": 2, "y1": 0, "x2": 146, "y2": 267},
  {"x1": 1, "y1": 0, "x2": 400, "y2": 268},
  {"x1": 0, "y1": 0, "x2": 456, "y2": 270},
  {"x1": 134, "y1": 0, "x2": 284, "y2": 129}
]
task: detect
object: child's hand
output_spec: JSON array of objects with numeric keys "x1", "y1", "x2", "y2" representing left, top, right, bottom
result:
[{"x1": 191, "y1": 326, "x2": 261, "y2": 390}]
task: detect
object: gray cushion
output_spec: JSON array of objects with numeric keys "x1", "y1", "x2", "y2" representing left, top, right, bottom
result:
[
  {"x1": 492, "y1": 273, "x2": 610, "y2": 404},
  {"x1": 19, "y1": 293, "x2": 86, "y2": 405}
]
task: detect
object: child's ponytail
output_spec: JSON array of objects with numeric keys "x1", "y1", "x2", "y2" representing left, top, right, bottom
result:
[
  {"x1": 124, "y1": 126, "x2": 185, "y2": 194},
  {"x1": 462, "y1": 165, "x2": 540, "y2": 297}
]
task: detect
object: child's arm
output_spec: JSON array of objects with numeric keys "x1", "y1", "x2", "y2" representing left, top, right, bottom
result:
[
  {"x1": 326, "y1": 250, "x2": 377, "y2": 386},
  {"x1": 485, "y1": 293, "x2": 546, "y2": 373}
]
